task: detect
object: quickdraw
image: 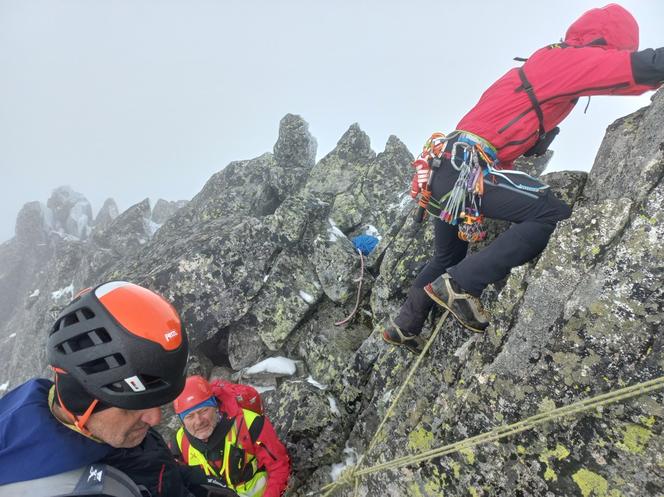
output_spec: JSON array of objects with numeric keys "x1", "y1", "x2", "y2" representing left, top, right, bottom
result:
[{"x1": 428, "y1": 134, "x2": 494, "y2": 243}]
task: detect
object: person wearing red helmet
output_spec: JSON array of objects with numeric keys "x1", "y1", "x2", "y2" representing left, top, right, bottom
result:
[
  {"x1": 384, "y1": 4, "x2": 664, "y2": 351},
  {"x1": 0, "y1": 281, "x2": 231, "y2": 497},
  {"x1": 171, "y1": 376, "x2": 290, "y2": 497}
]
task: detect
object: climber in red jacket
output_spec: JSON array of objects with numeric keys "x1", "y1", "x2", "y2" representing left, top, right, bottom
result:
[
  {"x1": 171, "y1": 376, "x2": 290, "y2": 497},
  {"x1": 384, "y1": 3, "x2": 664, "y2": 352}
]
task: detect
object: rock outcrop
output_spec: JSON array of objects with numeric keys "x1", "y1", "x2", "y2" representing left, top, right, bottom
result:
[{"x1": 0, "y1": 94, "x2": 662, "y2": 496}]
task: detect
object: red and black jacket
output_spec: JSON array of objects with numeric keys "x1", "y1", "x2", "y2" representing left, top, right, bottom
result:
[{"x1": 456, "y1": 4, "x2": 663, "y2": 168}]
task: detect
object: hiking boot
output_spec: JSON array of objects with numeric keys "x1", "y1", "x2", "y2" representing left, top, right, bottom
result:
[
  {"x1": 382, "y1": 322, "x2": 424, "y2": 354},
  {"x1": 424, "y1": 275, "x2": 489, "y2": 333}
]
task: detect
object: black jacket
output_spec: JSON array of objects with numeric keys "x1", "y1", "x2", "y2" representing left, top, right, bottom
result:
[{"x1": 101, "y1": 429, "x2": 208, "y2": 497}]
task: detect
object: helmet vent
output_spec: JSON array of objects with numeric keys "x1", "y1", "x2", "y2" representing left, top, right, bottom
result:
[
  {"x1": 55, "y1": 307, "x2": 95, "y2": 331},
  {"x1": 79, "y1": 307, "x2": 96, "y2": 320},
  {"x1": 61, "y1": 313, "x2": 79, "y2": 328},
  {"x1": 56, "y1": 328, "x2": 112, "y2": 355},
  {"x1": 79, "y1": 353, "x2": 126, "y2": 374}
]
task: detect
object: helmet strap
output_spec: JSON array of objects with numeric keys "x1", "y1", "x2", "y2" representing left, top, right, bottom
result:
[{"x1": 53, "y1": 368, "x2": 99, "y2": 437}]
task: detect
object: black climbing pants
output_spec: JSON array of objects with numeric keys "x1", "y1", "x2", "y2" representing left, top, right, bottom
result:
[{"x1": 394, "y1": 150, "x2": 571, "y2": 336}]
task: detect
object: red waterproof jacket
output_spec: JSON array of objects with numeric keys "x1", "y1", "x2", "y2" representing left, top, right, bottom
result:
[{"x1": 456, "y1": 4, "x2": 658, "y2": 168}]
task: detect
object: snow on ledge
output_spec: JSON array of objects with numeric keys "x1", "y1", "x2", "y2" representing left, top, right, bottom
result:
[
  {"x1": 244, "y1": 356, "x2": 297, "y2": 376},
  {"x1": 327, "y1": 218, "x2": 346, "y2": 242},
  {"x1": 298, "y1": 290, "x2": 315, "y2": 304},
  {"x1": 306, "y1": 375, "x2": 327, "y2": 390},
  {"x1": 51, "y1": 283, "x2": 74, "y2": 301},
  {"x1": 330, "y1": 446, "x2": 359, "y2": 481}
]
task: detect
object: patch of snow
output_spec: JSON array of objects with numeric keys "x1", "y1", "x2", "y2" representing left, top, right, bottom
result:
[
  {"x1": 67, "y1": 201, "x2": 92, "y2": 239},
  {"x1": 245, "y1": 357, "x2": 297, "y2": 376},
  {"x1": 253, "y1": 385, "x2": 276, "y2": 394},
  {"x1": 145, "y1": 218, "x2": 162, "y2": 237},
  {"x1": 327, "y1": 219, "x2": 346, "y2": 242},
  {"x1": 53, "y1": 231, "x2": 81, "y2": 242},
  {"x1": 306, "y1": 376, "x2": 327, "y2": 390},
  {"x1": 327, "y1": 395, "x2": 340, "y2": 416},
  {"x1": 364, "y1": 224, "x2": 382, "y2": 240},
  {"x1": 298, "y1": 290, "x2": 315, "y2": 304},
  {"x1": 330, "y1": 446, "x2": 358, "y2": 481},
  {"x1": 0, "y1": 382, "x2": 8, "y2": 392},
  {"x1": 51, "y1": 283, "x2": 74, "y2": 301},
  {"x1": 263, "y1": 274, "x2": 269, "y2": 283},
  {"x1": 386, "y1": 190, "x2": 414, "y2": 213},
  {"x1": 29, "y1": 289, "x2": 40, "y2": 298},
  {"x1": 9, "y1": 333, "x2": 16, "y2": 338}
]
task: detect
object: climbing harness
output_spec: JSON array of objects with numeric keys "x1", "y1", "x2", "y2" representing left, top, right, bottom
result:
[
  {"x1": 413, "y1": 129, "x2": 551, "y2": 242},
  {"x1": 424, "y1": 131, "x2": 497, "y2": 243},
  {"x1": 335, "y1": 249, "x2": 365, "y2": 326}
]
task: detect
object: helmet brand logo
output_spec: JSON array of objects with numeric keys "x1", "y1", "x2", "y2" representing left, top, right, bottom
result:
[
  {"x1": 125, "y1": 375, "x2": 147, "y2": 392},
  {"x1": 164, "y1": 330, "x2": 179, "y2": 342}
]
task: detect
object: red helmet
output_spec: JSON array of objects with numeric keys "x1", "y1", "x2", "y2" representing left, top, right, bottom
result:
[{"x1": 173, "y1": 375, "x2": 214, "y2": 415}]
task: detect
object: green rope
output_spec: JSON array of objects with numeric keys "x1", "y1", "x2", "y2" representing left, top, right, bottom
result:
[
  {"x1": 323, "y1": 311, "x2": 449, "y2": 497},
  {"x1": 318, "y1": 374, "x2": 664, "y2": 495},
  {"x1": 356, "y1": 311, "x2": 450, "y2": 469}
]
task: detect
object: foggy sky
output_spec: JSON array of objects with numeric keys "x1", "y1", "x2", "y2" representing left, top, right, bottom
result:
[{"x1": 1, "y1": 0, "x2": 662, "y2": 243}]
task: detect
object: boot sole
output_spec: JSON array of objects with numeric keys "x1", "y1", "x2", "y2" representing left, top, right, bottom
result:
[
  {"x1": 424, "y1": 285, "x2": 487, "y2": 333},
  {"x1": 382, "y1": 330, "x2": 423, "y2": 354}
]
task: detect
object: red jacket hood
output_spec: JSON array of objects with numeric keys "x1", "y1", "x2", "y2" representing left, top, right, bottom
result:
[{"x1": 564, "y1": 3, "x2": 639, "y2": 50}]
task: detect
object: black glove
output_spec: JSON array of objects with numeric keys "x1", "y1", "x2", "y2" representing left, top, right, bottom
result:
[{"x1": 202, "y1": 477, "x2": 239, "y2": 497}]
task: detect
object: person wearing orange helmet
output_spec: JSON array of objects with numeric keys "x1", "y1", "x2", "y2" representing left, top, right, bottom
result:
[
  {"x1": 171, "y1": 376, "x2": 290, "y2": 497},
  {"x1": 0, "y1": 281, "x2": 231, "y2": 497}
]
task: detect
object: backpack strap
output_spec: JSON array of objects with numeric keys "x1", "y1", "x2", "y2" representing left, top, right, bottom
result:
[
  {"x1": 247, "y1": 414, "x2": 264, "y2": 444},
  {"x1": 517, "y1": 67, "x2": 546, "y2": 140},
  {"x1": 175, "y1": 427, "x2": 192, "y2": 465},
  {"x1": 0, "y1": 464, "x2": 144, "y2": 497}
]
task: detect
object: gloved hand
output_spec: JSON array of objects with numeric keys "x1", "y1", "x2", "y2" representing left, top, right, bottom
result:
[
  {"x1": 203, "y1": 476, "x2": 239, "y2": 497},
  {"x1": 410, "y1": 157, "x2": 431, "y2": 198}
]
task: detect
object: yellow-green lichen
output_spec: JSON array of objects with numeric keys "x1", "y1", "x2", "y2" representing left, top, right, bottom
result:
[
  {"x1": 616, "y1": 423, "x2": 652, "y2": 454},
  {"x1": 407, "y1": 479, "x2": 445, "y2": 497},
  {"x1": 408, "y1": 426, "x2": 435, "y2": 452},
  {"x1": 460, "y1": 447, "x2": 475, "y2": 465},
  {"x1": 423, "y1": 478, "x2": 444, "y2": 496},
  {"x1": 468, "y1": 486, "x2": 480, "y2": 497},
  {"x1": 450, "y1": 461, "x2": 461, "y2": 479},
  {"x1": 539, "y1": 444, "x2": 570, "y2": 482},
  {"x1": 538, "y1": 397, "x2": 557, "y2": 413},
  {"x1": 641, "y1": 415, "x2": 656, "y2": 428},
  {"x1": 572, "y1": 469, "x2": 615, "y2": 497},
  {"x1": 573, "y1": 469, "x2": 607, "y2": 497},
  {"x1": 517, "y1": 445, "x2": 527, "y2": 455}
]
